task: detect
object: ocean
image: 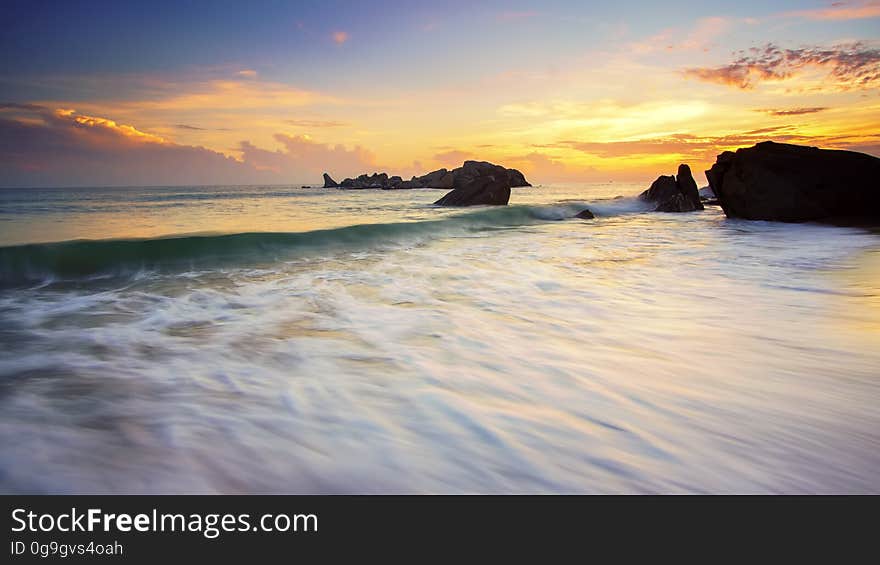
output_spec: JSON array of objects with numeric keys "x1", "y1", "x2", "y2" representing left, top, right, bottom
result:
[{"x1": 1, "y1": 183, "x2": 878, "y2": 493}]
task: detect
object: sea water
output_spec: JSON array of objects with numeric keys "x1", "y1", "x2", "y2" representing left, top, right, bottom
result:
[{"x1": 0, "y1": 184, "x2": 878, "y2": 493}]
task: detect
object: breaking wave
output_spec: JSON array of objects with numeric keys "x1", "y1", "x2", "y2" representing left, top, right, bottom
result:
[{"x1": 0, "y1": 201, "x2": 648, "y2": 285}]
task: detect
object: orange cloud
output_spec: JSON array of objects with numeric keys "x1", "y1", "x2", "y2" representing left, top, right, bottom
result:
[
  {"x1": 31, "y1": 71, "x2": 345, "y2": 161},
  {"x1": 66, "y1": 111, "x2": 168, "y2": 144},
  {"x1": 755, "y1": 107, "x2": 829, "y2": 116},
  {"x1": 332, "y1": 31, "x2": 349, "y2": 44},
  {"x1": 683, "y1": 42, "x2": 880, "y2": 90}
]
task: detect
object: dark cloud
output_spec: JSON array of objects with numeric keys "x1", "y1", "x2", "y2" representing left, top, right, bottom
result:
[
  {"x1": 0, "y1": 105, "x2": 265, "y2": 187},
  {"x1": 683, "y1": 42, "x2": 880, "y2": 89},
  {"x1": 756, "y1": 107, "x2": 829, "y2": 116},
  {"x1": 0, "y1": 105, "x2": 385, "y2": 187},
  {"x1": 741, "y1": 126, "x2": 795, "y2": 135},
  {"x1": 0, "y1": 102, "x2": 46, "y2": 111}
]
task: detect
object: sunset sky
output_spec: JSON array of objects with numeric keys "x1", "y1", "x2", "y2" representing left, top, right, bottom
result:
[{"x1": 1, "y1": 0, "x2": 879, "y2": 187}]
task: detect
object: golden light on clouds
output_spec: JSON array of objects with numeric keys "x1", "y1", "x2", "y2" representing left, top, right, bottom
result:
[
  {"x1": 5, "y1": 3, "x2": 879, "y2": 187},
  {"x1": 61, "y1": 109, "x2": 167, "y2": 144}
]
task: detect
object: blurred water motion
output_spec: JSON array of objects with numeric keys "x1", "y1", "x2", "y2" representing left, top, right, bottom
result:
[{"x1": 0, "y1": 184, "x2": 878, "y2": 493}]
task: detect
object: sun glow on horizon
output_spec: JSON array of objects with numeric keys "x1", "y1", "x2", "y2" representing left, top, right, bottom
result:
[{"x1": 2, "y1": 1, "x2": 879, "y2": 187}]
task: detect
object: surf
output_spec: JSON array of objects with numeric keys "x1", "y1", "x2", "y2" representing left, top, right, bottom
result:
[{"x1": 0, "y1": 201, "x2": 641, "y2": 286}]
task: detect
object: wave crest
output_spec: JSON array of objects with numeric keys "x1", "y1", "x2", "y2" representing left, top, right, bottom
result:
[{"x1": 0, "y1": 201, "x2": 640, "y2": 286}]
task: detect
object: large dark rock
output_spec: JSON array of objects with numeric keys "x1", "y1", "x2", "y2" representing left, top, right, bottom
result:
[
  {"x1": 434, "y1": 164, "x2": 511, "y2": 206},
  {"x1": 706, "y1": 141, "x2": 880, "y2": 222},
  {"x1": 640, "y1": 164, "x2": 704, "y2": 212},
  {"x1": 451, "y1": 160, "x2": 531, "y2": 189},
  {"x1": 575, "y1": 208, "x2": 595, "y2": 219},
  {"x1": 322, "y1": 173, "x2": 338, "y2": 188}
]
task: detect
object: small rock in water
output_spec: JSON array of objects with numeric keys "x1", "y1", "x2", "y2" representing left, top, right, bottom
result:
[{"x1": 575, "y1": 209, "x2": 595, "y2": 219}]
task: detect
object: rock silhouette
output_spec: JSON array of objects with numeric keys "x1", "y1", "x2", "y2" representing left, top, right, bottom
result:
[
  {"x1": 706, "y1": 141, "x2": 880, "y2": 222},
  {"x1": 640, "y1": 164, "x2": 704, "y2": 212},
  {"x1": 324, "y1": 160, "x2": 530, "y2": 191},
  {"x1": 434, "y1": 163, "x2": 511, "y2": 206}
]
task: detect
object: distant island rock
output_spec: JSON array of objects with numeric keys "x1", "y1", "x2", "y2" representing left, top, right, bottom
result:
[
  {"x1": 706, "y1": 141, "x2": 880, "y2": 222},
  {"x1": 640, "y1": 164, "x2": 704, "y2": 212},
  {"x1": 323, "y1": 160, "x2": 531, "y2": 191}
]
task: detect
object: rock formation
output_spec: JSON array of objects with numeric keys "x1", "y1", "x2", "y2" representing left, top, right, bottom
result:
[
  {"x1": 640, "y1": 164, "x2": 704, "y2": 212},
  {"x1": 705, "y1": 141, "x2": 880, "y2": 222},
  {"x1": 434, "y1": 163, "x2": 511, "y2": 206},
  {"x1": 325, "y1": 161, "x2": 531, "y2": 190},
  {"x1": 575, "y1": 209, "x2": 595, "y2": 219}
]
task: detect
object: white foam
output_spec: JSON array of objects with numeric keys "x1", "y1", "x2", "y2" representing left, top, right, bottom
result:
[{"x1": 1, "y1": 187, "x2": 879, "y2": 493}]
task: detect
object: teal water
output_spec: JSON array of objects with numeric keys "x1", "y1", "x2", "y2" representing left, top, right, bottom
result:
[{"x1": 1, "y1": 184, "x2": 878, "y2": 493}]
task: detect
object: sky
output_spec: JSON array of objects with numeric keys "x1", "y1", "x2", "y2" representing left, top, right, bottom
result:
[{"x1": 1, "y1": 0, "x2": 879, "y2": 187}]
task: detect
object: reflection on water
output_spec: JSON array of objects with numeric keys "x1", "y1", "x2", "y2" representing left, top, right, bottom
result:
[{"x1": 0, "y1": 184, "x2": 878, "y2": 493}]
